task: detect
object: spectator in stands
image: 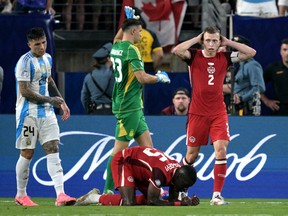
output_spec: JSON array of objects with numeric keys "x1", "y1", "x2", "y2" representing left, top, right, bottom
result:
[
  {"x1": 0, "y1": 0, "x2": 12, "y2": 13},
  {"x1": 92, "y1": 0, "x2": 113, "y2": 30},
  {"x1": 220, "y1": 0, "x2": 232, "y2": 14},
  {"x1": 62, "y1": 0, "x2": 85, "y2": 30},
  {"x1": 223, "y1": 35, "x2": 265, "y2": 116},
  {"x1": 132, "y1": 6, "x2": 164, "y2": 73},
  {"x1": 161, "y1": 87, "x2": 190, "y2": 115},
  {"x1": 81, "y1": 42, "x2": 114, "y2": 115},
  {"x1": 0, "y1": 66, "x2": 3, "y2": 103},
  {"x1": 187, "y1": 0, "x2": 201, "y2": 29},
  {"x1": 278, "y1": 0, "x2": 288, "y2": 16},
  {"x1": 261, "y1": 38, "x2": 288, "y2": 116},
  {"x1": 236, "y1": 0, "x2": 278, "y2": 17},
  {"x1": 13, "y1": 0, "x2": 55, "y2": 15}
]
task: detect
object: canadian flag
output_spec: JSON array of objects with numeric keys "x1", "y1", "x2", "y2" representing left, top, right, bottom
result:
[{"x1": 119, "y1": 0, "x2": 187, "y2": 49}]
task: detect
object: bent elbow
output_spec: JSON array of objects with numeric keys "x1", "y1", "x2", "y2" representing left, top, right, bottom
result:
[
  {"x1": 171, "y1": 46, "x2": 179, "y2": 55},
  {"x1": 20, "y1": 89, "x2": 30, "y2": 98}
]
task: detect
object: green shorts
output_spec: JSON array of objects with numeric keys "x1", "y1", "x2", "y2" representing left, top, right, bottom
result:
[{"x1": 114, "y1": 109, "x2": 149, "y2": 142}]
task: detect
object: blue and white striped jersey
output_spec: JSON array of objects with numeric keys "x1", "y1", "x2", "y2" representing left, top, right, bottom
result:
[{"x1": 15, "y1": 51, "x2": 54, "y2": 120}]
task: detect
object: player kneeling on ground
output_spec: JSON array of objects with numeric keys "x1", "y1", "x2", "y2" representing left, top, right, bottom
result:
[{"x1": 75, "y1": 146, "x2": 199, "y2": 206}]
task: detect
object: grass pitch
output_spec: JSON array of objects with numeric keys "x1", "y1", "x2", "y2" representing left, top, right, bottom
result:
[{"x1": 0, "y1": 198, "x2": 287, "y2": 216}]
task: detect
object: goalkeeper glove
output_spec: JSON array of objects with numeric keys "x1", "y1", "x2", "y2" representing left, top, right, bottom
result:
[
  {"x1": 124, "y1": 6, "x2": 140, "y2": 19},
  {"x1": 156, "y1": 71, "x2": 171, "y2": 84}
]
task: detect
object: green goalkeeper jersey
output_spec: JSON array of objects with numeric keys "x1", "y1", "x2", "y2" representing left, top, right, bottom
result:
[{"x1": 110, "y1": 40, "x2": 145, "y2": 114}]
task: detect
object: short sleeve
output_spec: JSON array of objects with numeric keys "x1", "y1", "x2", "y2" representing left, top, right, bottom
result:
[{"x1": 128, "y1": 44, "x2": 145, "y2": 72}]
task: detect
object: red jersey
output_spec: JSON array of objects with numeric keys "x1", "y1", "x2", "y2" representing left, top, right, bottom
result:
[
  {"x1": 186, "y1": 49, "x2": 232, "y2": 116},
  {"x1": 112, "y1": 146, "x2": 181, "y2": 191}
]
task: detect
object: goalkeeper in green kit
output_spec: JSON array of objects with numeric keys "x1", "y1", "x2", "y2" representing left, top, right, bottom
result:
[{"x1": 103, "y1": 6, "x2": 171, "y2": 194}]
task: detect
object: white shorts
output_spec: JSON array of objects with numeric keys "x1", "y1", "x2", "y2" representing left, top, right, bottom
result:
[
  {"x1": 278, "y1": 0, "x2": 288, "y2": 6},
  {"x1": 16, "y1": 114, "x2": 60, "y2": 149},
  {"x1": 237, "y1": 0, "x2": 278, "y2": 17}
]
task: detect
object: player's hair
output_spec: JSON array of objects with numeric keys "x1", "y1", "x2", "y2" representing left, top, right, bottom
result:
[
  {"x1": 172, "y1": 165, "x2": 197, "y2": 191},
  {"x1": 201, "y1": 26, "x2": 221, "y2": 41},
  {"x1": 26, "y1": 27, "x2": 46, "y2": 41},
  {"x1": 122, "y1": 18, "x2": 142, "y2": 32},
  {"x1": 281, "y1": 38, "x2": 288, "y2": 45},
  {"x1": 204, "y1": 26, "x2": 221, "y2": 34}
]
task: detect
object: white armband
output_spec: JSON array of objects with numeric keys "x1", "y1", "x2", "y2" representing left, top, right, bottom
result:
[{"x1": 231, "y1": 51, "x2": 240, "y2": 63}]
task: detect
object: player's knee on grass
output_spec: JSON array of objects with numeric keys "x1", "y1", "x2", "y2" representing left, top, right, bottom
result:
[{"x1": 119, "y1": 186, "x2": 136, "y2": 206}]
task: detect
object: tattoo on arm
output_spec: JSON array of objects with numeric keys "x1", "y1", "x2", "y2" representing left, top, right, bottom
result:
[
  {"x1": 48, "y1": 77, "x2": 62, "y2": 97},
  {"x1": 19, "y1": 81, "x2": 51, "y2": 104}
]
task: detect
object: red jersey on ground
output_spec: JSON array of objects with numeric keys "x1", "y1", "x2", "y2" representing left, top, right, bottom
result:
[
  {"x1": 186, "y1": 49, "x2": 232, "y2": 116},
  {"x1": 112, "y1": 146, "x2": 181, "y2": 192}
]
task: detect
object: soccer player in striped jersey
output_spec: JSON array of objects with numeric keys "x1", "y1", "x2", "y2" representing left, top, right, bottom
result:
[{"x1": 14, "y1": 27, "x2": 75, "y2": 206}]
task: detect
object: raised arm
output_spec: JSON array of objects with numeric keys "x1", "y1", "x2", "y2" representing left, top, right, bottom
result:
[
  {"x1": 114, "y1": 28, "x2": 123, "y2": 43},
  {"x1": 221, "y1": 36, "x2": 256, "y2": 61},
  {"x1": 172, "y1": 33, "x2": 203, "y2": 60}
]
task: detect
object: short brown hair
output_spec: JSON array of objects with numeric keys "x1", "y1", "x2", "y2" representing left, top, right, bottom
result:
[
  {"x1": 122, "y1": 18, "x2": 142, "y2": 32},
  {"x1": 203, "y1": 26, "x2": 221, "y2": 34},
  {"x1": 202, "y1": 26, "x2": 221, "y2": 40}
]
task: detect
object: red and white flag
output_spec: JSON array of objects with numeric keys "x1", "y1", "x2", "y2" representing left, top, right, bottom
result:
[{"x1": 119, "y1": 0, "x2": 187, "y2": 49}]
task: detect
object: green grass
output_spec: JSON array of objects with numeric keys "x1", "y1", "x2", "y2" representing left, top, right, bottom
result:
[{"x1": 0, "y1": 198, "x2": 287, "y2": 216}]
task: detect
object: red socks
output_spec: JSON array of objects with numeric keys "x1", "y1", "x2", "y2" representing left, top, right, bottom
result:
[{"x1": 213, "y1": 160, "x2": 227, "y2": 193}]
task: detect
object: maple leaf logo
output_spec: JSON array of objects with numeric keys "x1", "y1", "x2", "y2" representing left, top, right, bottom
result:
[{"x1": 141, "y1": 0, "x2": 171, "y2": 21}]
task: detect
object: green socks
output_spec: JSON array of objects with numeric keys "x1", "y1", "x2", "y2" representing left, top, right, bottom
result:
[{"x1": 103, "y1": 155, "x2": 114, "y2": 193}]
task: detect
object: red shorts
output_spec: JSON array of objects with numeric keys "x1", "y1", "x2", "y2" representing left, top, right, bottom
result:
[
  {"x1": 111, "y1": 151, "x2": 135, "y2": 189},
  {"x1": 186, "y1": 113, "x2": 230, "y2": 146}
]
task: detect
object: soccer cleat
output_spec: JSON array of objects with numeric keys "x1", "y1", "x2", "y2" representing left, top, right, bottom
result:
[
  {"x1": 15, "y1": 195, "x2": 38, "y2": 206},
  {"x1": 75, "y1": 188, "x2": 100, "y2": 206},
  {"x1": 55, "y1": 193, "x2": 76, "y2": 206},
  {"x1": 210, "y1": 194, "x2": 229, "y2": 206}
]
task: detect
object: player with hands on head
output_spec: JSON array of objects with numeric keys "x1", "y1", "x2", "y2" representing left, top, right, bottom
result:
[
  {"x1": 14, "y1": 27, "x2": 76, "y2": 207},
  {"x1": 172, "y1": 26, "x2": 256, "y2": 205},
  {"x1": 76, "y1": 146, "x2": 199, "y2": 206},
  {"x1": 102, "y1": 7, "x2": 171, "y2": 194}
]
